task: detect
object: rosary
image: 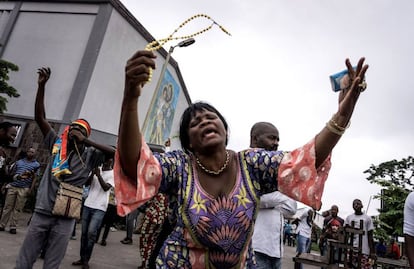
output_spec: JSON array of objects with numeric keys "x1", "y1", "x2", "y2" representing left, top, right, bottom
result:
[{"x1": 144, "y1": 14, "x2": 231, "y2": 82}]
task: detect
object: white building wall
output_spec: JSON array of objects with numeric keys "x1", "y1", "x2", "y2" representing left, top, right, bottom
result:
[
  {"x1": 80, "y1": 8, "x2": 154, "y2": 135},
  {"x1": 0, "y1": 1, "x2": 191, "y2": 149},
  {"x1": 2, "y1": 2, "x2": 95, "y2": 120}
]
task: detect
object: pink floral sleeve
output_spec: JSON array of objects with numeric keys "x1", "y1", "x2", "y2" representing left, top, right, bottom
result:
[
  {"x1": 113, "y1": 138, "x2": 162, "y2": 216},
  {"x1": 277, "y1": 139, "x2": 331, "y2": 210},
  {"x1": 114, "y1": 137, "x2": 331, "y2": 215}
]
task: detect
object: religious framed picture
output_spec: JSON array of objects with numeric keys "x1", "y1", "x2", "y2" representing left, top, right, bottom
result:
[{"x1": 142, "y1": 69, "x2": 180, "y2": 145}]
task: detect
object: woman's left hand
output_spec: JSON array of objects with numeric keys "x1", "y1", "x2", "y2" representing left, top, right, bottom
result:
[{"x1": 337, "y1": 57, "x2": 369, "y2": 120}]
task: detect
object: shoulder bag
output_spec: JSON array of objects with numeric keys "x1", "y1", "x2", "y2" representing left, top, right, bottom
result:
[{"x1": 52, "y1": 180, "x2": 83, "y2": 220}]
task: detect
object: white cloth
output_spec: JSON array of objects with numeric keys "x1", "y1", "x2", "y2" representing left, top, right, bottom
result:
[
  {"x1": 84, "y1": 168, "x2": 114, "y2": 212},
  {"x1": 296, "y1": 210, "x2": 312, "y2": 238},
  {"x1": 404, "y1": 192, "x2": 414, "y2": 236},
  {"x1": 252, "y1": 191, "x2": 297, "y2": 258},
  {"x1": 345, "y1": 213, "x2": 374, "y2": 255}
]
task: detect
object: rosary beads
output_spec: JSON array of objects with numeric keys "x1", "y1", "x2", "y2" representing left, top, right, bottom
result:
[{"x1": 144, "y1": 14, "x2": 231, "y2": 82}]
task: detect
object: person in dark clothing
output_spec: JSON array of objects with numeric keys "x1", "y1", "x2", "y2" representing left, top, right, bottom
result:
[
  {"x1": 0, "y1": 121, "x2": 18, "y2": 208},
  {"x1": 0, "y1": 121, "x2": 17, "y2": 147},
  {"x1": 319, "y1": 205, "x2": 344, "y2": 257},
  {"x1": 96, "y1": 187, "x2": 117, "y2": 246},
  {"x1": 16, "y1": 67, "x2": 115, "y2": 269},
  {"x1": 375, "y1": 238, "x2": 386, "y2": 258}
]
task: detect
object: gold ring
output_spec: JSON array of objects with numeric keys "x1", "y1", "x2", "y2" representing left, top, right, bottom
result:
[{"x1": 358, "y1": 81, "x2": 367, "y2": 92}]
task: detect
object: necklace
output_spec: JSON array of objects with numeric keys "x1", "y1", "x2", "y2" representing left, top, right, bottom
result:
[
  {"x1": 195, "y1": 150, "x2": 230, "y2": 176},
  {"x1": 74, "y1": 141, "x2": 86, "y2": 168}
]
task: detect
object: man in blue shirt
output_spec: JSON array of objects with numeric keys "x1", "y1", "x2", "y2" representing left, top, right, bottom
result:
[{"x1": 0, "y1": 147, "x2": 40, "y2": 234}]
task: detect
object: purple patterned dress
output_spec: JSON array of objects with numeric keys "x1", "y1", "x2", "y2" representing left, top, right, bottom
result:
[
  {"x1": 152, "y1": 149, "x2": 283, "y2": 268},
  {"x1": 114, "y1": 139, "x2": 330, "y2": 269}
]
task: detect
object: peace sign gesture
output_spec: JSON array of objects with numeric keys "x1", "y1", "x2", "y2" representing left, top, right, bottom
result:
[{"x1": 337, "y1": 57, "x2": 369, "y2": 121}]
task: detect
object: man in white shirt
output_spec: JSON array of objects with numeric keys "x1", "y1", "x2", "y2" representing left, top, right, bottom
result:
[
  {"x1": 345, "y1": 198, "x2": 375, "y2": 269},
  {"x1": 295, "y1": 208, "x2": 314, "y2": 269},
  {"x1": 403, "y1": 192, "x2": 414, "y2": 268},
  {"x1": 250, "y1": 122, "x2": 298, "y2": 269},
  {"x1": 72, "y1": 157, "x2": 114, "y2": 269}
]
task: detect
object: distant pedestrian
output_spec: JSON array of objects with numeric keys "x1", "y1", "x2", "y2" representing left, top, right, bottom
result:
[
  {"x1": 375, "y1": 238, "x2": 386, "y2": 258},
  {"x1": 0, "y1": 121, "x2": 17, "y2": 207},
  {"x1": 386, "y1": 238, "x2": 400, "y2": 260},
  {"x1": 294, "y1": 209, "x2": 314, "y2": 269},
  {"x1": 0, "y1": 147, "x2": 40, "y2": 234},
  {"x1": 72, "y1": 157, "x2": 114, "y2": 269},
  {"x1": 284, "y1": 221, "x2": 293, "y2": 246},
  {"x1": 345, "y1": 199, "x2": 375, "y2": 269},
  {"x1": 96, "y1": 187, "x2": 117, "y2": 246},
  {"x1": 319, "y1": 205, "x2": 344, "y2": 257},
  {"x1": 291, "y1": 222, "x2": 298, "y2": 247},
  {"x1": 0, "y1": 121, "x2": 17, "y2": 146}
]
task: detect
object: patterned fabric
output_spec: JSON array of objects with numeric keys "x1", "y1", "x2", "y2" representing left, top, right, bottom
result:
[
  {"x1": 277, "y1": 142, "x2": 330, "y2": 209},
  {"x1": 351, "y1": 252, "x2": 373, "y2": 269},
  {"x1": 51, "y1": 119, "x2": 91, "y2": 178},
  {"x1": 137, "y1": 193, "x2": 169, "y2": 268},
  {"x1": 51, "y1": 133, "x2": 71, "y2": 178},
  {"x1": 114, "y1": 138, "x2": 331, "y2": 269}
]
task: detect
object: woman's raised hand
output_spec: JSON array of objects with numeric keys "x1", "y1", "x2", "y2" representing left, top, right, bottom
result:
[
  {"x1": 337, "y1": 58, "x2": 369, "y2": 120},
  {"x1": 124, "y1": 50, "x2": 156, "y2": 99}
]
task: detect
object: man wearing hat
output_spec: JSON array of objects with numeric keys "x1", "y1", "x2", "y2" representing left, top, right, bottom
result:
[{"x1": 16, "y1": 67, "x2": 115, "y2": 269}]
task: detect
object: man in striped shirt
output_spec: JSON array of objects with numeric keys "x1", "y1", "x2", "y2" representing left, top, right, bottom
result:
[{"x1": 0, "y1": 147, "x2": 40, "y2": 234}]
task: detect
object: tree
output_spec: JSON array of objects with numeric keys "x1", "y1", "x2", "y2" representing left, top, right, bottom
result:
[
  {"x1": 365, "y1": 156, "x2": 414, "y2": 238},
  {"x1": 0, "y1": 58, "x2": 20, "y2": 114}
]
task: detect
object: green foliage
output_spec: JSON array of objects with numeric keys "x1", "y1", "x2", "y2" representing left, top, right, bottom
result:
[
  {"x1": 365, "y1": 156, "x2": 414, "y2": 238},
  {"x1": 373, "y1": 217, "x2": 390, "y2": 241},
  {"x1": 0, "y1": 59, "x2": 20, "y2": 114}
]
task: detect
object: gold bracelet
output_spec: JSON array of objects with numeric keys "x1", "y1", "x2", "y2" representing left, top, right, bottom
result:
[
  {"x1": 326, "y1": 121, "x2": 344, "y2": 136},
  {"x1": 329, "y1": 116, "x2": 350, "y2": 132}
]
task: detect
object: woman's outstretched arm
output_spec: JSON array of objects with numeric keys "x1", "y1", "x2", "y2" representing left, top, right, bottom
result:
[
  {"x1": 118, "y1": 50, "x2": 156, "y2": 180},
  {"x1": 315, "y1": 57, "x2": 369, "y2": 167}
]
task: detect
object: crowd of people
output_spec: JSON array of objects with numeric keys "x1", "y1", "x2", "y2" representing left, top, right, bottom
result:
[{"x1": 0, "y1": 46, "x2": 413, "y2": 269}]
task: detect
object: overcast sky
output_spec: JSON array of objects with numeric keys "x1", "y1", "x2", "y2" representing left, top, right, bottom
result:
[{"x1": 119, "y1": 0, "x2": 414, "y2": 218}]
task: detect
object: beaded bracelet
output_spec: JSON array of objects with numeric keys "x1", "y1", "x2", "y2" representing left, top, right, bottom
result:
[{"x1": 144, "y1": 14, "x2": 231, "y2": 83}]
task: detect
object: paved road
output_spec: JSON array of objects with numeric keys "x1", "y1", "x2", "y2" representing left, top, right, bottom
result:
[
  {"x1": 0, "y1": 212, "x2": 140, "y2": 269},
  {"x1": 0, "y1": 212, "x2": 317, "y2": 268}
]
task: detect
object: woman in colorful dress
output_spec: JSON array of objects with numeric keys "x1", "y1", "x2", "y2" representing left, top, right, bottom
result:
[{"x1": 114, "y1": 50, "x2": 368, "y2": 268}]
